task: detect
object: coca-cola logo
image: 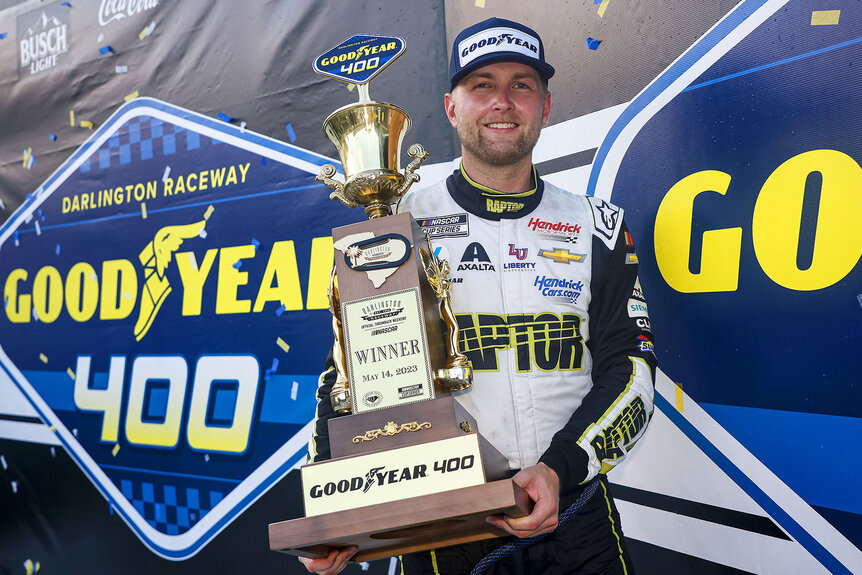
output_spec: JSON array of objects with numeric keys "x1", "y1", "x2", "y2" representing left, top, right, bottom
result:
[{"x1": 98, "y1": 0, "x2": 159, "y2": 26}]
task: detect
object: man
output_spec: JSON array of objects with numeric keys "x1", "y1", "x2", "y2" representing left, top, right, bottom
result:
[{"x1": 302, "y1": 17, "x2": 656, "y2": 575}]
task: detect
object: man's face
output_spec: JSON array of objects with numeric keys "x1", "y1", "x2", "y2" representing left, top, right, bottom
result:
[{"x1": 446, "y1": 61, "x2": 551, "y2": 167}]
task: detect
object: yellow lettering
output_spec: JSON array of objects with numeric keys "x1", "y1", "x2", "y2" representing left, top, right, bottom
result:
[
  {"x1": 71, "y1": 195, "x2": 80, "y2": 212},
  {"x1": 210, "y1": 167, "x2": 225, "y2": 187},
  {"x1": 654, "y1": 170, "x2": 742, "y2": 293},
  {"x1": 176, "y1": 249, "x2": 218, "y2": 316},
  {"x1": 186, "y1": 173, "x2": 197, "y2": 192},
  {"x1": 225, "y1": 166, "x2": 238, "y2": 186},
  {"x1": 65, "y1": 262, "x2": 99, "y2": 322},
  {"x1": 175, "y1": 175, "x2": 186, "y2": 194},
  {"x1": 238, "y1": 162, "x2": 250, "y2": 183},
  {"x1": 198, "y1": 170, "x2": 208, "y2": 191},
  {"x1": 306, "y1": 236, "x2": 334, "y2": 310},
  {"x1": 163, "y1": 177, "x2": 174, "y2": 195},
  {"x1": 100, "y1": 259, "x2": 138, "y2": 320},
  {"x1": 4, "y1": 269, "x2": 31, "y2": 323},
  {"x1": 216, "y1": 245, "x2": 255, "y2": 314},
  {"x1": 32, "y1": 266, "x2": 63, "y2": 323},
  {"x1": 253, "y1": 240, "x2": 303, "y2": 312},
  {"x1": 62, "y1": 197, "x2": 70, "y2": 213},
  {"x1": 753, "y1": 149, "x2": 862, "y2": 291},
  {"x1": 81, "y1": 192, "x2": 90, "y2": 210}
]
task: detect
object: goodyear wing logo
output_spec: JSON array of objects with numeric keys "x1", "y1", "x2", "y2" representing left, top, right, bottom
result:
[
  {"x1": 0, "y1": 98, "x2": 363, "y2": 559},
  {"x1": 312, "y1": 34, "x2": 405, "y2": 85},
  {"x1": 136, "y1": 219, "x2": 207, "y2": 340},
  {"x1": 588, "y1": 1, "x2": 861, "y2": 573}
]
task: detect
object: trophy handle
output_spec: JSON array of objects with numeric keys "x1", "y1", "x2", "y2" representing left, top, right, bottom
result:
[
  {"x1": 393, "y1": 144, "x2": 429, "y2": 198},
  {"x1": 327, "y1": 265, "x2": 352, "y2": 413},
  {"x1": 418, "y1": 236, "x2": 473, "y2": 392},
  {"x1": 316, "y1": 164, "x2": 359, "y2": 209}
]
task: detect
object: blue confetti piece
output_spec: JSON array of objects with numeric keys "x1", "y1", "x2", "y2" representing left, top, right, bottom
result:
[
  {"x1": 275, "y1": 304, "x2": 286, "y2": 317},
  {"x1": 264, "y1": 372, "x2": 271, "y2": 382},
  {"x1": 62, "y1": 1, "x2": 71, "y2": 5},
  {"x1": 49, "y1": 133, "x2": 57, "y2": 141},
  {"x1": 286, "y1": 123, "x2": 297, "y2": 142},
  {"x1": 217, "y1": 112, "x2": 233, "y2": 123},
  {"x1": 270, "y1": 358, "x2": 279, "y2": 372},
  {"x1": 99, "y1": 45, "x2": 113, "y2": 55},
  {"x1": 37, "y1": 208, "x2": 45, "y2": 221},
  {"x1": 232, "y1": 259, "x2": 243, "y2": 270},
  {"x1": 586, "y1": 37, "x2": 601, "y2": 50},
  {"x1": 55, "y1": 244, "x2": 61, "y2": 255},
  {"x1": 260, "y1": 157, "x2": 268, "y2": 166},
  {"x1": 109, "y1": 503, "x2": 114, "y2": 514},
  {"x1": 13, "y1": 231, "x2": 19, "y2": 244},
  {"x1": 0, "y1": 33, "x2": 7, "y2": 40},
  {"x1": 594, "y1": 0, "x2": 602, "y2": 3},
  {"x1": 252, "y1": 238, "x2": 260, "y2": 250}
]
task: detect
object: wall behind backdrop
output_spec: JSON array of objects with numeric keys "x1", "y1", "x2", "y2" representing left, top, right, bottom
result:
[{"x1": 1, "y1": 1, "x2": 859, "y2": 574}]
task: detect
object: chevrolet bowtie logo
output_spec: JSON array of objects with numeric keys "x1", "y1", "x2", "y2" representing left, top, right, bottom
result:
[{"x1": 539, "y1": 248, "x2": 586, "y2": 264}]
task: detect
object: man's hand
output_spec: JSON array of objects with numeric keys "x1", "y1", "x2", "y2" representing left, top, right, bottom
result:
[
  {"x1": 485, "y1": 462, "x2": 560, "y2": 538},
  {"x1": 298, "y1": 546, "x2": 359, "y2": 575}
]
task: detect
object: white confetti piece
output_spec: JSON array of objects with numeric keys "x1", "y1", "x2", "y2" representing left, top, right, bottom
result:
[
  {"x1": 198, "y1": 229, "x2": 208, "y2": 239},
  {"x1": 189, "y1": 252, "x2": 198, "y2": 270},
  {"x1": 141, "y1": 202, "x2": 147, "y2": 219},
  {"x1": 97, "y1": 33, "x2": 104, "y2": 43},
  {"x1": 204, "y1": 454, "x2": 210, "y2": 462},
  {"x1": 162, "y1": 165, "x2": 171, "y2": 182},
  {"x1": 32, "y1": 308, "x2": 39, "y2": 322},
  {"x1": 0, "y1": 455, "x2": 6, "y2": 470},
  {"x1": 73, "y1": 428, "x2": 78, "y2": 436},
  {"x1": 11, "y1": 480, "x2": 18, "y2": 494},
  {"x1": 50, "y1": 446, "x2": 56, "y2": 458},
  {"x1": 34, "y1": 220, "x2": 41, "y2": 235},
  {"x1": 0, "y1": 198, "x2": 5, "y2": 210},
  {"x1": 291, "y1": 380, "x2": 299, "y2": 400},
  {"x1": 89, "y1": 272, "x2": 97, "y2": 282},
  {"x1": 360, "y1": 562, "x2": 370, "y2": 571},
  {"x1": 123, "y1": 291, "x2": 133, "y2": 300},
  {"x1": 240, "y1": 121, "x2": 247, "y2": 132},
  {"x1": 115, "y1": 65, "x2": 128, "y2": 74},
  {"x1": 388, "y1": 556, "x2": 398, "y2": 575},
  {"x1": 204, "y1": 205, "x2": 214, "y2": 220}
]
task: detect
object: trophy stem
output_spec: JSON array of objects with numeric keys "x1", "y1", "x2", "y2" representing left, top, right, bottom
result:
[{"x1": 364, "y1": 203, "x2": 392, "y2": 219}]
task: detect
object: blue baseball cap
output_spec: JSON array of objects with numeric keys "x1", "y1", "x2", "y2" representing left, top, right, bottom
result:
[{"x1": 449, "y1": 17, "x2": 555, "y2": 89}]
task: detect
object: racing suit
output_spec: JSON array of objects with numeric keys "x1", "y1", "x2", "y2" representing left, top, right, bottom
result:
[{"x1": 308, "y1": 166, "x2": 656, "y2": 574}]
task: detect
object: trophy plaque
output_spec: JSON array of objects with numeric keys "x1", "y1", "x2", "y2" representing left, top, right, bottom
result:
[{"x1": 268, "y1": 34, "x2": 529, "y2": 563}]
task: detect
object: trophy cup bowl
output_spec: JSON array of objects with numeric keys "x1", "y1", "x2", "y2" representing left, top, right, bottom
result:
[{"x1": 319, "y1": 101, "x2": 427, "y2": 219}]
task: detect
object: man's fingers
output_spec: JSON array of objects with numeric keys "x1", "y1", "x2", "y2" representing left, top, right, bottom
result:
[{"x1": 298, "y1": 546, "x2": 359, "y2": 575}]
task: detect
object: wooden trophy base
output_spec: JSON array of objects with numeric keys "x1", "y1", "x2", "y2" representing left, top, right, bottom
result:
[{"x1": 268, "y1": 478, "x2": 531, "y2": 562}]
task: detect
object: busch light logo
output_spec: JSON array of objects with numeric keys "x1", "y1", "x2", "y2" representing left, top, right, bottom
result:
[
  {"x1": 99, "y1": 0, "x2": 159, "y2": 27},
  {"x1": 17, "y1": 3, "x2": 70, "y2": 76}
]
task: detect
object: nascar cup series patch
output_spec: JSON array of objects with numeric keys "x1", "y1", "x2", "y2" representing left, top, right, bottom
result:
[
  {"x1": 312, "y1": 34, "x2": 405, "y2": 85},
  {"x1": 0, "y1": 98, "x2": 363, "y2": 559}
]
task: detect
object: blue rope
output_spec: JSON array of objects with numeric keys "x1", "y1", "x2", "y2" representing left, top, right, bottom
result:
[{"x1": 469, "y1": 476, "x2": 602, "y2": 575}]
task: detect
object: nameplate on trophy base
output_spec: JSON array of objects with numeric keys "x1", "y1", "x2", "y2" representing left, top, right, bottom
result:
[{"x1": 301, "y1": 434, "x2": 485, "y2": 516}]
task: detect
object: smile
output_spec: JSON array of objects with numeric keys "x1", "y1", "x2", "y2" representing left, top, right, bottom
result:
[{"x1": 486, "y1": 122, "x2": 517, "y2": 129}]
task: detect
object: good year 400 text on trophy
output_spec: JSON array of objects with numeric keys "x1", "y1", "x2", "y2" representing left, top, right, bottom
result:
[{"x1": 268, "y1": 34, "x2": 530, "y2": 563}]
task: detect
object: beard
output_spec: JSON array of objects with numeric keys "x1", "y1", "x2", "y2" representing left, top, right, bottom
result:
[{"x1": 456, "y1": 118, "x2": 542, "y2": 167}]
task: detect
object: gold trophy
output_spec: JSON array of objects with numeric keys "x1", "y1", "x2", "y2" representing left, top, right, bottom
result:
[{"x1": 268, "y1": 35, "x2": 528, "y2": 563}]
